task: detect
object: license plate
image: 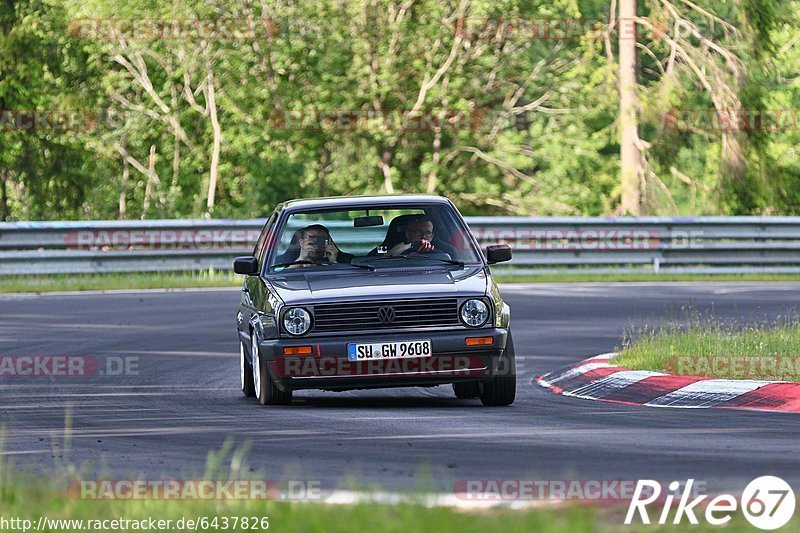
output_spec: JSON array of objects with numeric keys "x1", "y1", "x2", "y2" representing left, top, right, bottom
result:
[{"x1": 347, "y1": 340, "x2": 432, "y2": 361}]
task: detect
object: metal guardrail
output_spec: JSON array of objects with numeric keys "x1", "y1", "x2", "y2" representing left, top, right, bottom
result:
[{"x1": 0, "y1": 217, "x2": 799, "y2": 275}]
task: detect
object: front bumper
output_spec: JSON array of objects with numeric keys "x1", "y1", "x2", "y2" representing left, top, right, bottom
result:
[{"x1": 253, "y1": 328, "x2": 509, "y2": 392}]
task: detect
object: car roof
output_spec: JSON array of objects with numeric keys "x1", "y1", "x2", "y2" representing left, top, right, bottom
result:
[{"x1": 278, "y1": 194, "x2": 452, "y2": 212}]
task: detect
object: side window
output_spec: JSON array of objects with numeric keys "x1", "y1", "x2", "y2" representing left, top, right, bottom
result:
[{"x1": 253, "y1": 211, "x2": 279, "y2": 264}]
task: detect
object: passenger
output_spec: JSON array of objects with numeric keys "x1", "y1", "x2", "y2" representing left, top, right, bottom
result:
[{"x1": 276, "y1": 224, "x2": 354, "y2": 266}]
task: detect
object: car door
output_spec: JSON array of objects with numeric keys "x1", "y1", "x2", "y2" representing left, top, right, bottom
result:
[{"x1": 239, "y1": 210, "x2": 279, "y2": 339}]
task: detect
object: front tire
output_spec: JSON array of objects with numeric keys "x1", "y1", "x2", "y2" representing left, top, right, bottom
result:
[
  {"x1": 479, "y1": 332, "x2": 516, "y2": 406},
  {"x1": 240, "y1": 340, "x2": 256, "y2": 397},
  {"x1": 251, "y1": 332, "x2": 292, "y2": 406}
]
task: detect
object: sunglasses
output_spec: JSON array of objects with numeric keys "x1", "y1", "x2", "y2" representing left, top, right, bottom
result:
[{"x1": 407, "y1": 230, "x2": 434, "y2": 239}]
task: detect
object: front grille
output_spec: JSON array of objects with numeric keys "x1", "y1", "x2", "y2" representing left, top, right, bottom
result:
[{"x1": 312, "y1": 298, "x2": 461, "y2": 333}]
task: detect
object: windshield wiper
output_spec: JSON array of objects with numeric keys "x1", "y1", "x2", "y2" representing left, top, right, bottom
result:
[
  {"x1": 270, "y1": 260, "x2": 327, "y2": 270},
  {"x1": 353, "y1": 255, "x2": 465, "y2": 268},
  {"x1": 401, "y1": 255, "x2": 465, "y2": 267},
  {"x1": 272, "y1": 259, "x2": 376, "y2": 272}
]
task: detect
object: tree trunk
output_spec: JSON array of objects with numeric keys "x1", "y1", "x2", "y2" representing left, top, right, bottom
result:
[
  {"x1": 619, "y1": 0, "x2": 642, "y2": 215},
  {"x1": 119, "y1": 138, "x2": 129, "y2": 219},
  {"x1": 205, "y1": 70, "x2": 222, "y2": 216},
  {"x1": 380, "y1": 147, "x2": 394, "y2": 194},
  {"x1": 318, "y1": 146, "x2": 329, "y2": 197},
  {"x1": 169, "y1": 73, "x2": 180, "y2": 211},
  {"x1": 425, "y1": 129, "x2": 441, "y2": 194},
  {"x1": 0, "y1": 167, "x2": 9, "y2": 221},
  {"x1": 142, "y1": 144, "x2": 156, "y2": 219},
  {"x1": 170, "y1": 128, "x2": 180, "y2": 209}
]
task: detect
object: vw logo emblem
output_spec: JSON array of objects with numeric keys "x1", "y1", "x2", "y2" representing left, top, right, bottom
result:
[{"x1": 377, "y1": 306, "x2": 396, "y2": 324}]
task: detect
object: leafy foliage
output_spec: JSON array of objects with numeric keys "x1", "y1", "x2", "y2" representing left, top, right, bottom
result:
[{"x1": 0, "y1": 0, "x2": 797, "y2": 220}]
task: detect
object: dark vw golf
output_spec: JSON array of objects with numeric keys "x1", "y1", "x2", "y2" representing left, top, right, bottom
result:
[{"x1": 233, "y1": 195, "x2": 515, "y2": 406}]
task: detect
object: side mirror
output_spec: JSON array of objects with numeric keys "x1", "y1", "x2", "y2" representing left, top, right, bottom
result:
[
  {"x1": 485, "y1": 244, "x2": 512, "y2": 264},
  {"x1": 233, "y1": 256, "x2": 259, "y2": 275}
]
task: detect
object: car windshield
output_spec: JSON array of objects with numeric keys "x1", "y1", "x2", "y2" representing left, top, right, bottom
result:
[{"x1": 267, "y1": 204, "x2": 483, "y2": 272}]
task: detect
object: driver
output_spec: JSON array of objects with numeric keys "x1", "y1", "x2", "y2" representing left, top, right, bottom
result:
[{"x1": 386, "y1": 216, "x2": 437, "y2": 256}]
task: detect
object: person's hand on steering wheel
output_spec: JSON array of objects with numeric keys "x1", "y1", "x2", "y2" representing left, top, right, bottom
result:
[
  {"x1": 387, "y1": 239, "x2": 435, "y2": 256},
  {"x1": 386, "y1": 242, "x2": 411, "y2": 256}
]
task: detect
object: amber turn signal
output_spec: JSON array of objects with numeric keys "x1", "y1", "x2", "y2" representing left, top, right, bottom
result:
[
  {"x1": 283, "y1": 346, "x2": 313, "y2": 356},
  {"x1": 465, "y1": 337, "x2": 494, "y2": 347}
]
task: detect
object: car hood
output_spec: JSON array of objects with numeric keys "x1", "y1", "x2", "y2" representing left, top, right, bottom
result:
[{"x1": 267, "y1": 266, "x2": 487, "y2": 305}]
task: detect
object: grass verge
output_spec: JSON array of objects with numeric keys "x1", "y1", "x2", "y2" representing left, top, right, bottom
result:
[
  {"x1": 0, "y1": 473, "x2": 792, "y2": 533},
  {"x1": 0, "y1": 271, "x2": 239, "y2": 293},
  {"x1": 1, "y1": 437, "x2": 794, "y2": 532},
  {"x1": 0, "y1": 486, "x2": 589, "y2": 533},
  {"x1": 0, "y1": 271, "x2": 799, "y2": 294},
  {"x1": 616, "y1": 317, "x2": 800, "y2": 381}
]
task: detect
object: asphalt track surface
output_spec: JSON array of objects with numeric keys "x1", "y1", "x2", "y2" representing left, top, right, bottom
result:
[{"x1": 1, "y1": 283, "x2": 798, "y2": 494}]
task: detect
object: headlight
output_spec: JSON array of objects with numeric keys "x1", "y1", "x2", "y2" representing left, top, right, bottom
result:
[
  {"x1": 460, "y1": 299, "x2": 489, "y2": 327},
  {"x1": 283, "y1": 307, "x2": 312, "y2": 336}
]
